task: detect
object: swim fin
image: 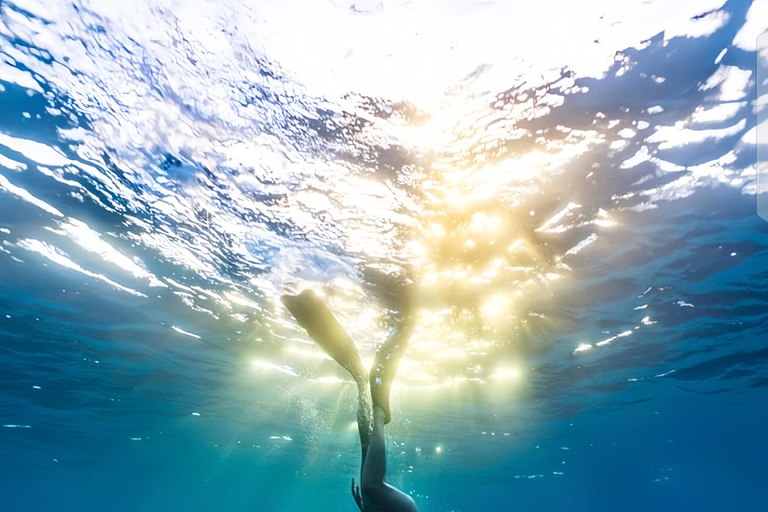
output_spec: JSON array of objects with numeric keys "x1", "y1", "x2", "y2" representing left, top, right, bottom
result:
[
  {"x1": 280, "y1": 289, "x2": 367, "y2": 383},
  {"x1": 369, "y1": 319, "x2": 414, "y2": 424}
]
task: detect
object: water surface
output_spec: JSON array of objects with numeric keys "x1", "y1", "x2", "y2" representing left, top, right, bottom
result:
[{"x1": 1, "y1": 1, "x2": 767, "y2": 511}]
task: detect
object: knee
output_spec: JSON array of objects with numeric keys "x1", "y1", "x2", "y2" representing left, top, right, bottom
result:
[{"x1": 361, "y1": 479, "x2": 383, "y2": 497}]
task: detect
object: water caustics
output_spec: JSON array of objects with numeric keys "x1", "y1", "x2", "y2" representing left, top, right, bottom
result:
[{"x1": 0, "y1": 0, "x2": 766, "y2": 419}]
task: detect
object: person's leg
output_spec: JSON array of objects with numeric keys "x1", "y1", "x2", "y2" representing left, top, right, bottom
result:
[
  {"x1": 361, "y1": 406, "x2": 418, "y2": 512},
  {"x1": 352, "y1": 380, "x2": 378, "y2": 512},
  {"x1": 355, "y1": 379, "x2": 373, "y2": 461},
  {"x1": 281, "y1": 290, "x2": 377, "y2": 509},
  {"x1": 281, "y1": 287, "x2": 418, "y2": 511}
]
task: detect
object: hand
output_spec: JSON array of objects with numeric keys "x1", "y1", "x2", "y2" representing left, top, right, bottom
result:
[{"x1": 351, "y1": 477, "x2": 364, "y2": 511}]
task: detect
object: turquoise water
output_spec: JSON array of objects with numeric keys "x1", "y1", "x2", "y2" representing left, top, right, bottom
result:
[{"x1": 1, "y1": 0, "x2": 767, "y2": 511}]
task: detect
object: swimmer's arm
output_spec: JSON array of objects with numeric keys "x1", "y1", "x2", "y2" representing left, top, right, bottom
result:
[{"x1": 351, "y1": 477, "x2": 364, "y2": 511}]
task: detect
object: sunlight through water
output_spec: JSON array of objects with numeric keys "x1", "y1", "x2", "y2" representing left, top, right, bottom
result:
[
  {"x1": 1, "y1": 0, "x2": 765, "y2": 392},
  {"x1": 1, "y1": 4, "x2": 768, "y2": 509}
]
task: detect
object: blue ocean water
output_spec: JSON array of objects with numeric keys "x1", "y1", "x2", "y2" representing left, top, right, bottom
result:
[{"x1": 1, "y1": 0, "x2": 767, "y2": 511}]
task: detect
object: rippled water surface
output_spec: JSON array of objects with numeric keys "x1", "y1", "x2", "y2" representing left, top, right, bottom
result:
[{"x1": 1, "y1": 1, "x2": 767, "y2": 511}]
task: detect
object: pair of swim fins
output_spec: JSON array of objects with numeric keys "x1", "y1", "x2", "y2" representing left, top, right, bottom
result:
[{"x1": 280, "y1": 289, "x2": 394, "y2": 423}]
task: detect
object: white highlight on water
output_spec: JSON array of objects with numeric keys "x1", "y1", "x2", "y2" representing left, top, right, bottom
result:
[{"x1": 171, "y1": 325, "x2": 201, "y2": 339}]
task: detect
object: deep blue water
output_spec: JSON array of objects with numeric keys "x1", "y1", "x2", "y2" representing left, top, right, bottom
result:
[{"x1": 1, "y1": 0, "x2": 767, "y2": 511}]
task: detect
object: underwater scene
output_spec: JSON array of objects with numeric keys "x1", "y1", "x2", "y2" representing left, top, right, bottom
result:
[{"x1": 1, "y1": 0, "x2": 767, "y2": 511}]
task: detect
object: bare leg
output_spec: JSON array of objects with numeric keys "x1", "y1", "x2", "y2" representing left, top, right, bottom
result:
[
  {"x1": 364, "y1": 309, "x2": 418, "y2": 510},
  {"x1": 281, "y1": 288, "x2": 418, "y2": 511},
  {"x1": 354, "y1": 381, "x2": 378, "y2": 512},
  {"x1": 355, "y1": 379, "x2": 373, "y2": 463},
  {"x1": 361, "y1": 406, "x2": 418, "y2": 512},
  {"x1": 281, "y1": 290, "x2": 376, "y2": 509}
]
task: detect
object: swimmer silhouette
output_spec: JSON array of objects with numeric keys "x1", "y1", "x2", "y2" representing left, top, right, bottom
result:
[{"x1": 281, "y1": 288, "x2": 419, "y2": 512}]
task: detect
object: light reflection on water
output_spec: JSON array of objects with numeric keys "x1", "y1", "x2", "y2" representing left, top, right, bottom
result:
[{"x1": 0, "y1": 1, "x2": 764, "y2": 415}]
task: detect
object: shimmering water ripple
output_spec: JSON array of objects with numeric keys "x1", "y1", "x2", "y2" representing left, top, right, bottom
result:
[{"x1": 1, "y1": 1, "x2": 767, "y2": 511}]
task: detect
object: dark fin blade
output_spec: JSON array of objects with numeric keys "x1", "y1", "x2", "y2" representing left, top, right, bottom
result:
[{"x1": 281, "y1": 289, "x2": 367, "y2": 383}]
